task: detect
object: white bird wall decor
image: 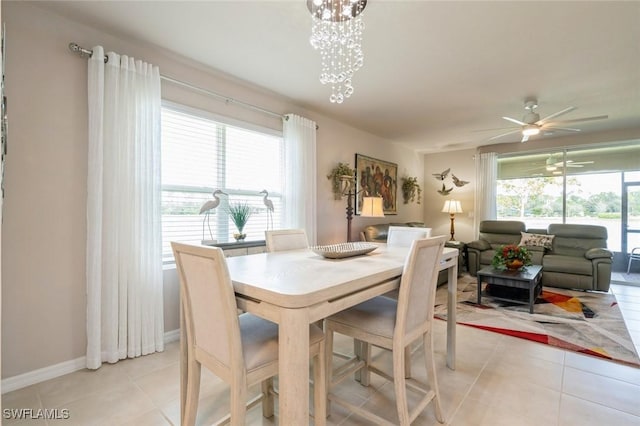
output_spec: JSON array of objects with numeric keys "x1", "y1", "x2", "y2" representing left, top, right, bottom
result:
[
  {"x1": 199, "y1": 189, "x2": 227, "y2": 242},
  {"x1": 260, "y1": 189, "x2": 274, "y2": 230},
  {"x1": 452, "y1": 174, "x2": 469, "y2": 187},
  {"x1": 433, "y1": 169, "x2": 470, "y2": 195}
]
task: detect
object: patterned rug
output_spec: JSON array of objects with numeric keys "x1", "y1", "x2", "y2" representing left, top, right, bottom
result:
[{"x1": 434, "y1": 274, "x2": 640, "y2": 367}]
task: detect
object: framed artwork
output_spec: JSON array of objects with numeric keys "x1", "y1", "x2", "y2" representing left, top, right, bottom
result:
[{"x1": 355, "y1": 153, "x2": 398, "y2": 215}]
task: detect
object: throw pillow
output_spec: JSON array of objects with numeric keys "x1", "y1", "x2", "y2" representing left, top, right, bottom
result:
[{"x1": 519, "y1": 232, "x2": 555, "y2": 250}]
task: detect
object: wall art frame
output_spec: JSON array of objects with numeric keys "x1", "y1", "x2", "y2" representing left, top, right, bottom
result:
[{"x1": 355, "y1": 153, "x2": 397, "y2": 215}]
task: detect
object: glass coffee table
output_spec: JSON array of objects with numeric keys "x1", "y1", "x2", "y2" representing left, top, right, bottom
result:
[{"x1": 476, "y1": 265, "x2": 543, "y2": 314}]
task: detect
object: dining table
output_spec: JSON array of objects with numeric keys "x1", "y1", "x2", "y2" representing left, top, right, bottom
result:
[{"x1": 179, "y1": 243, "x2": 458, "y2": 425}]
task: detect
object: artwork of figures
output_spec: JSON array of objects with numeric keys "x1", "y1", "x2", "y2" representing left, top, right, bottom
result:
[{"x1": 355, "y1": 153, "x2": 398, "y2": 215}]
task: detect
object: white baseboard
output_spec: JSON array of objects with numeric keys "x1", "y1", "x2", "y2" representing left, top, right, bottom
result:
[
  {"x1": 1, "y1": 329, "x2": 181, "y2": 394},
  {"x1": 164, "y1": 328, "x2": 180, "y2": 343},
  {"x1": 1, "y1": 356, "x2": 86, "y2": 394}
]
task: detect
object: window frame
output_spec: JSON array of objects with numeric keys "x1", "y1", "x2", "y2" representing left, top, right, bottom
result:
[{"x1": 160, "y1": 101, "x2": 284, "y2": 263}]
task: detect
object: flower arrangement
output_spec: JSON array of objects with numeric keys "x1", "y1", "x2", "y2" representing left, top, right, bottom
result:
[
  {"x1": 227, "y1": 202, "x2": 254, "y2": 241},
  {"x1": 327, "y1": 162, "x2": 356, "y2": 199},
  {"x1": 492, "y1": 244, "x2": 532, "y2": 271},
  {"x1": 401, "y1": 176, "x2": 422, "y2": 204}
]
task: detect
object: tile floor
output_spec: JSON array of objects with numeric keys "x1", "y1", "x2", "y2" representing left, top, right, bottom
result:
[{"x1": 3, "y1": 282, "x2": 640, "y2": 426}]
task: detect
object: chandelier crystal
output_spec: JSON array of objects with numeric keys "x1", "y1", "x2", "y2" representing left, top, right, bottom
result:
[{"x1": 308, "y1": 0, "x2": 367, "y2": 103}]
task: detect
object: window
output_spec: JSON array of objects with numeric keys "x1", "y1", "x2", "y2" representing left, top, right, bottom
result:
[
  {"x1": 497, "y1": 142, "x2": 640, "y2": 253},
  {"x1": 161, "y1": 103, "x2": 283, "y2": 262}
]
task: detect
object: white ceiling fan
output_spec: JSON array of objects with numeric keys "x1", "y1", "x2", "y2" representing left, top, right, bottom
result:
[
  {"x1": 524, "y1": 154, "x2": 595, "y2": 175},
  {"x1": 487, "y1": 98, "x2": 608, "y2": 143},
  {"x1": 544, "y1": 155, "x2": 594, "y2": 172}
]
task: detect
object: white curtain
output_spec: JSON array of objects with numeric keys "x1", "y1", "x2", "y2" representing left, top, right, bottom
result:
[
  {"x1": 474, "y1": 151, "x2": 498, "y2": 237},
  {"x1": 283, "y1": 114, "x2": 317, "y2": 245},
  {"x1": 86, "y1": 46, "x2": 164, "y2": 369}
]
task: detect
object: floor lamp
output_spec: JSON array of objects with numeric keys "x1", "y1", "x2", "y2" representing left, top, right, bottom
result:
[
  {"x1": 341, "y1": 176, "x2": 384, "y2": 242},
  {"x1": 442, "y1": 200, "x2": 463, "y2": 241}
]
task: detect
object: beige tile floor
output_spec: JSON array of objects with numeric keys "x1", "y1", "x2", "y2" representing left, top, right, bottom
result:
[{"x1": 3, "y1": 282, "x2": 640, "y2": 426}]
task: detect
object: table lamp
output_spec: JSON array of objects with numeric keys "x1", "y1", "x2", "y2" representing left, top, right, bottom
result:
[
  {"x1": 442, "y1": 200, "x2": 463, "y2": 241},
  {"x1": 341, "y1": 176, "x2": 384, "y2": 242}
]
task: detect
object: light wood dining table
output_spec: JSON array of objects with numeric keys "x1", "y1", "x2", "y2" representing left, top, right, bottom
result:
[{"x1": 179, "y1": 243, "x2": 458, "y2": 425}]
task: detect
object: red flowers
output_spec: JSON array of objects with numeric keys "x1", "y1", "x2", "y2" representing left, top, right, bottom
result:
[{"x1": 492, "y1": 244, "x2": 532, "y2": 270}]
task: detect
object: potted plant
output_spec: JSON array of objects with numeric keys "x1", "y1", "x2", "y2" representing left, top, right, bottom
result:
[
  {"x1": 227, "y1": 202, "x2": 254, "y2": 241},
  {"x1": 401, "y1": 176, "x2": 422, "y2": 204},
  {"x1": 492, "y1": 244, "x2": 532, "y2": 271},
  {"x1": 327, "y1": 162, "x2": 356, "y2": 200}
]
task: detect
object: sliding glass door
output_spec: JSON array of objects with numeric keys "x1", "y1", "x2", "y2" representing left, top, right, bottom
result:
[
  {"x1": 623, "y1": 175, "x2": 640, "y2": 255},
  {"x1": 497, "y1": 141, "x2": 640, "y2": 254}
]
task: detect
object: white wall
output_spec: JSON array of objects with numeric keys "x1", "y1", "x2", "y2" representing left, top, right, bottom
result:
[{"x1": 1, "y1": 2, "x2": 424, "y2": 379}]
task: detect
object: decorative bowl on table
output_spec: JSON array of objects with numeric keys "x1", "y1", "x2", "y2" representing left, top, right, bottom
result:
[{"x1": 310, "y1": 242, "x2": 378, "y2": 259}]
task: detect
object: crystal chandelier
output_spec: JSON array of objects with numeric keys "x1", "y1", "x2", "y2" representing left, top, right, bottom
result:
[{"x1": 308, "y1": 0, "x2": 367, "y2": 103}]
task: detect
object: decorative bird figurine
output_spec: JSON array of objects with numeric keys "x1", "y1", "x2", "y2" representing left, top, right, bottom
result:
[
  {"x1": 199, "y1": 189, "x2": 227, "y2": 214},
  {"x1": 260, "y1": 189, "x2": 274, "y2": 230},
  {"x1": 437, "y1": 183, "x2": 453, "y2": 196},
  {"x1": 199, "y1": 189, "x2": 227, "y2": 242},
  {"x1": 432, "y1": 168, "x2": 450, "y2": 181},
  {"x1": 452, "y1": 174, "x2": 469, "y2": 187}
]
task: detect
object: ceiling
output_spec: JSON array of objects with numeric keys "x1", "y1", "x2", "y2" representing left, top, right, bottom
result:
[{"x1": 34, "y1": 1, "x2": 640, "y2": 153}]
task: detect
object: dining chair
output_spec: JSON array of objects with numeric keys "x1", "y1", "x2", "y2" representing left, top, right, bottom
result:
[
  {"x1": 627, "y1": 247, "x2": 640, "y2": 274},
  {"x1": 171, "y1": 242, "x2": 326, "y2": 426},
  {"x1": 385, "y1": 224, "x2": 433, "y2": 377},
  {"x1": 265, "y1": 228, "x2": 309, "y2": 252},
  {"x1": 387, "y1": 225, "x2": 432, "y2": 247},
  {"x1": 325, "y1": 236, "x2": 447, "y2": 425}
]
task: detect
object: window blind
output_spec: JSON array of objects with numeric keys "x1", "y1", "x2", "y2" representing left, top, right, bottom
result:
[{"x1": 161, "y1": 104, "x2": 284, "y2": 262}]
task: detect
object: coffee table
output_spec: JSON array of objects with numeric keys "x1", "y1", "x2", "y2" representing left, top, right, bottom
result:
[{"x1": 476, "y1": 265, "x2": 543, "y2": 314}]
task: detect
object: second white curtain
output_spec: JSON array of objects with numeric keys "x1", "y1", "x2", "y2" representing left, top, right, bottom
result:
[
  {"x1": 86, "y1": 46, "x2": 164, "y2": 369},
  {"x1": 283, "y1": 114, "x2": 317, "y2": 245},
  {"x1": 474, "y1": 151, "x2": 498, "y2": 237}
]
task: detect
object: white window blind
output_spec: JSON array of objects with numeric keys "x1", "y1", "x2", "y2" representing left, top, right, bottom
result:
[{"x1": 161, "y1": 104, "x2": 283, "y2": 263}]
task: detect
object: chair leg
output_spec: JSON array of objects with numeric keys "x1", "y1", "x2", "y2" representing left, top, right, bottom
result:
[
  {"x1": 325, "y1": 326, "x2": 334, "y2": 416},
  {"x1": 360, "y1": 342, "x2": 372, "y2": 387},
  {"x1": 423, "y1": 333, "x2": 444, "y2": 423},
  {"x1": 230, "y1": 376, "x2": 247, "y2": 426},
  {"x1": 392, "y1": 345, "x2": 410, "y2": 426},
  {"x1": 183, "y1": 358, "x2": 202, "y2": 426},
  {"x1": 261, "y1": 378, "x2": 274, "y2": 418},
  {"x1": 353, "y1": 338, "x2": 362, "y2": 382},
  {"x1": 404, "y1": 346, "x2": 412, "y2": 378},
  {"x1": 314, "y1": 342, "x2": 327, "y2": 426}
]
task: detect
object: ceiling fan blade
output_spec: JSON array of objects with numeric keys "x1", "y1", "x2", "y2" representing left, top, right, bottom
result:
[
  {"x1": 543, "y1": 126, "x2": 582, "y2": 132},
  {"x1": 537, "y1": 106, "x2": 577, "y2": 124},
  {"x1": 472, "y1": 126, "x2": 519, "y2": 133},
  {"x1": 521, "y1": 134, "x2": 529, "y2": 143},
  {"x1": 552, "y1": 115, "x2": 609, "y2": 124},
  {"x1": 563, "y1": 160, "x2": 594, "y2": 166},
  {"x1": 502, "y1": 116, "x2": 527, "y2": 126},
  {"x1": 487, "y1": 129, "x2": 521, "y2": 141}
]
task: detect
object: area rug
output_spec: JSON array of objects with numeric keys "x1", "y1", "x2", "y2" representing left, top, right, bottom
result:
[{"x1": 434, "y1": 274, "x2": 640, "y2": 367}]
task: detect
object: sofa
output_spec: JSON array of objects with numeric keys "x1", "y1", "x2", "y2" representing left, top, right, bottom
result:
[
  {"x1": 467, "y1": 220, "x2": 613, "y2": 292},
  {"x1": 360, "y1": 222, "x2": 428, "y2": 243},
  {"x1": 360, "y1": 222, "x2": 452, "y2": 284}
]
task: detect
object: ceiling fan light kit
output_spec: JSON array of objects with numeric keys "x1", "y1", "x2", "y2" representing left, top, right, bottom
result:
[{"x1": 522, "y1": 124, "x2": 540, "y2": 136}]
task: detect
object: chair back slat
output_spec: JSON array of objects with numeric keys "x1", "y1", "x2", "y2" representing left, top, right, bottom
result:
[
  {"x1": 396, "y1": 236, "x2": 446, "y2": 338},
  {"x1": 172, "y1": 242, "x2": 241, "y2": 372},
  {"x1": 387, "y1": 226, "x2": 432, "y2": 247},
  {"x1": 265, "y1": 229, "x2": 309, "y2": 252}
]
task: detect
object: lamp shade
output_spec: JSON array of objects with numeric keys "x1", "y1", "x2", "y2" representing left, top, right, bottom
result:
[
  {"x1": 360, "y1": 196, "x2": 384, "y2": 217},
  {"x1": 441, "y1": 200, "x2": 463, "y2": 214}
]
